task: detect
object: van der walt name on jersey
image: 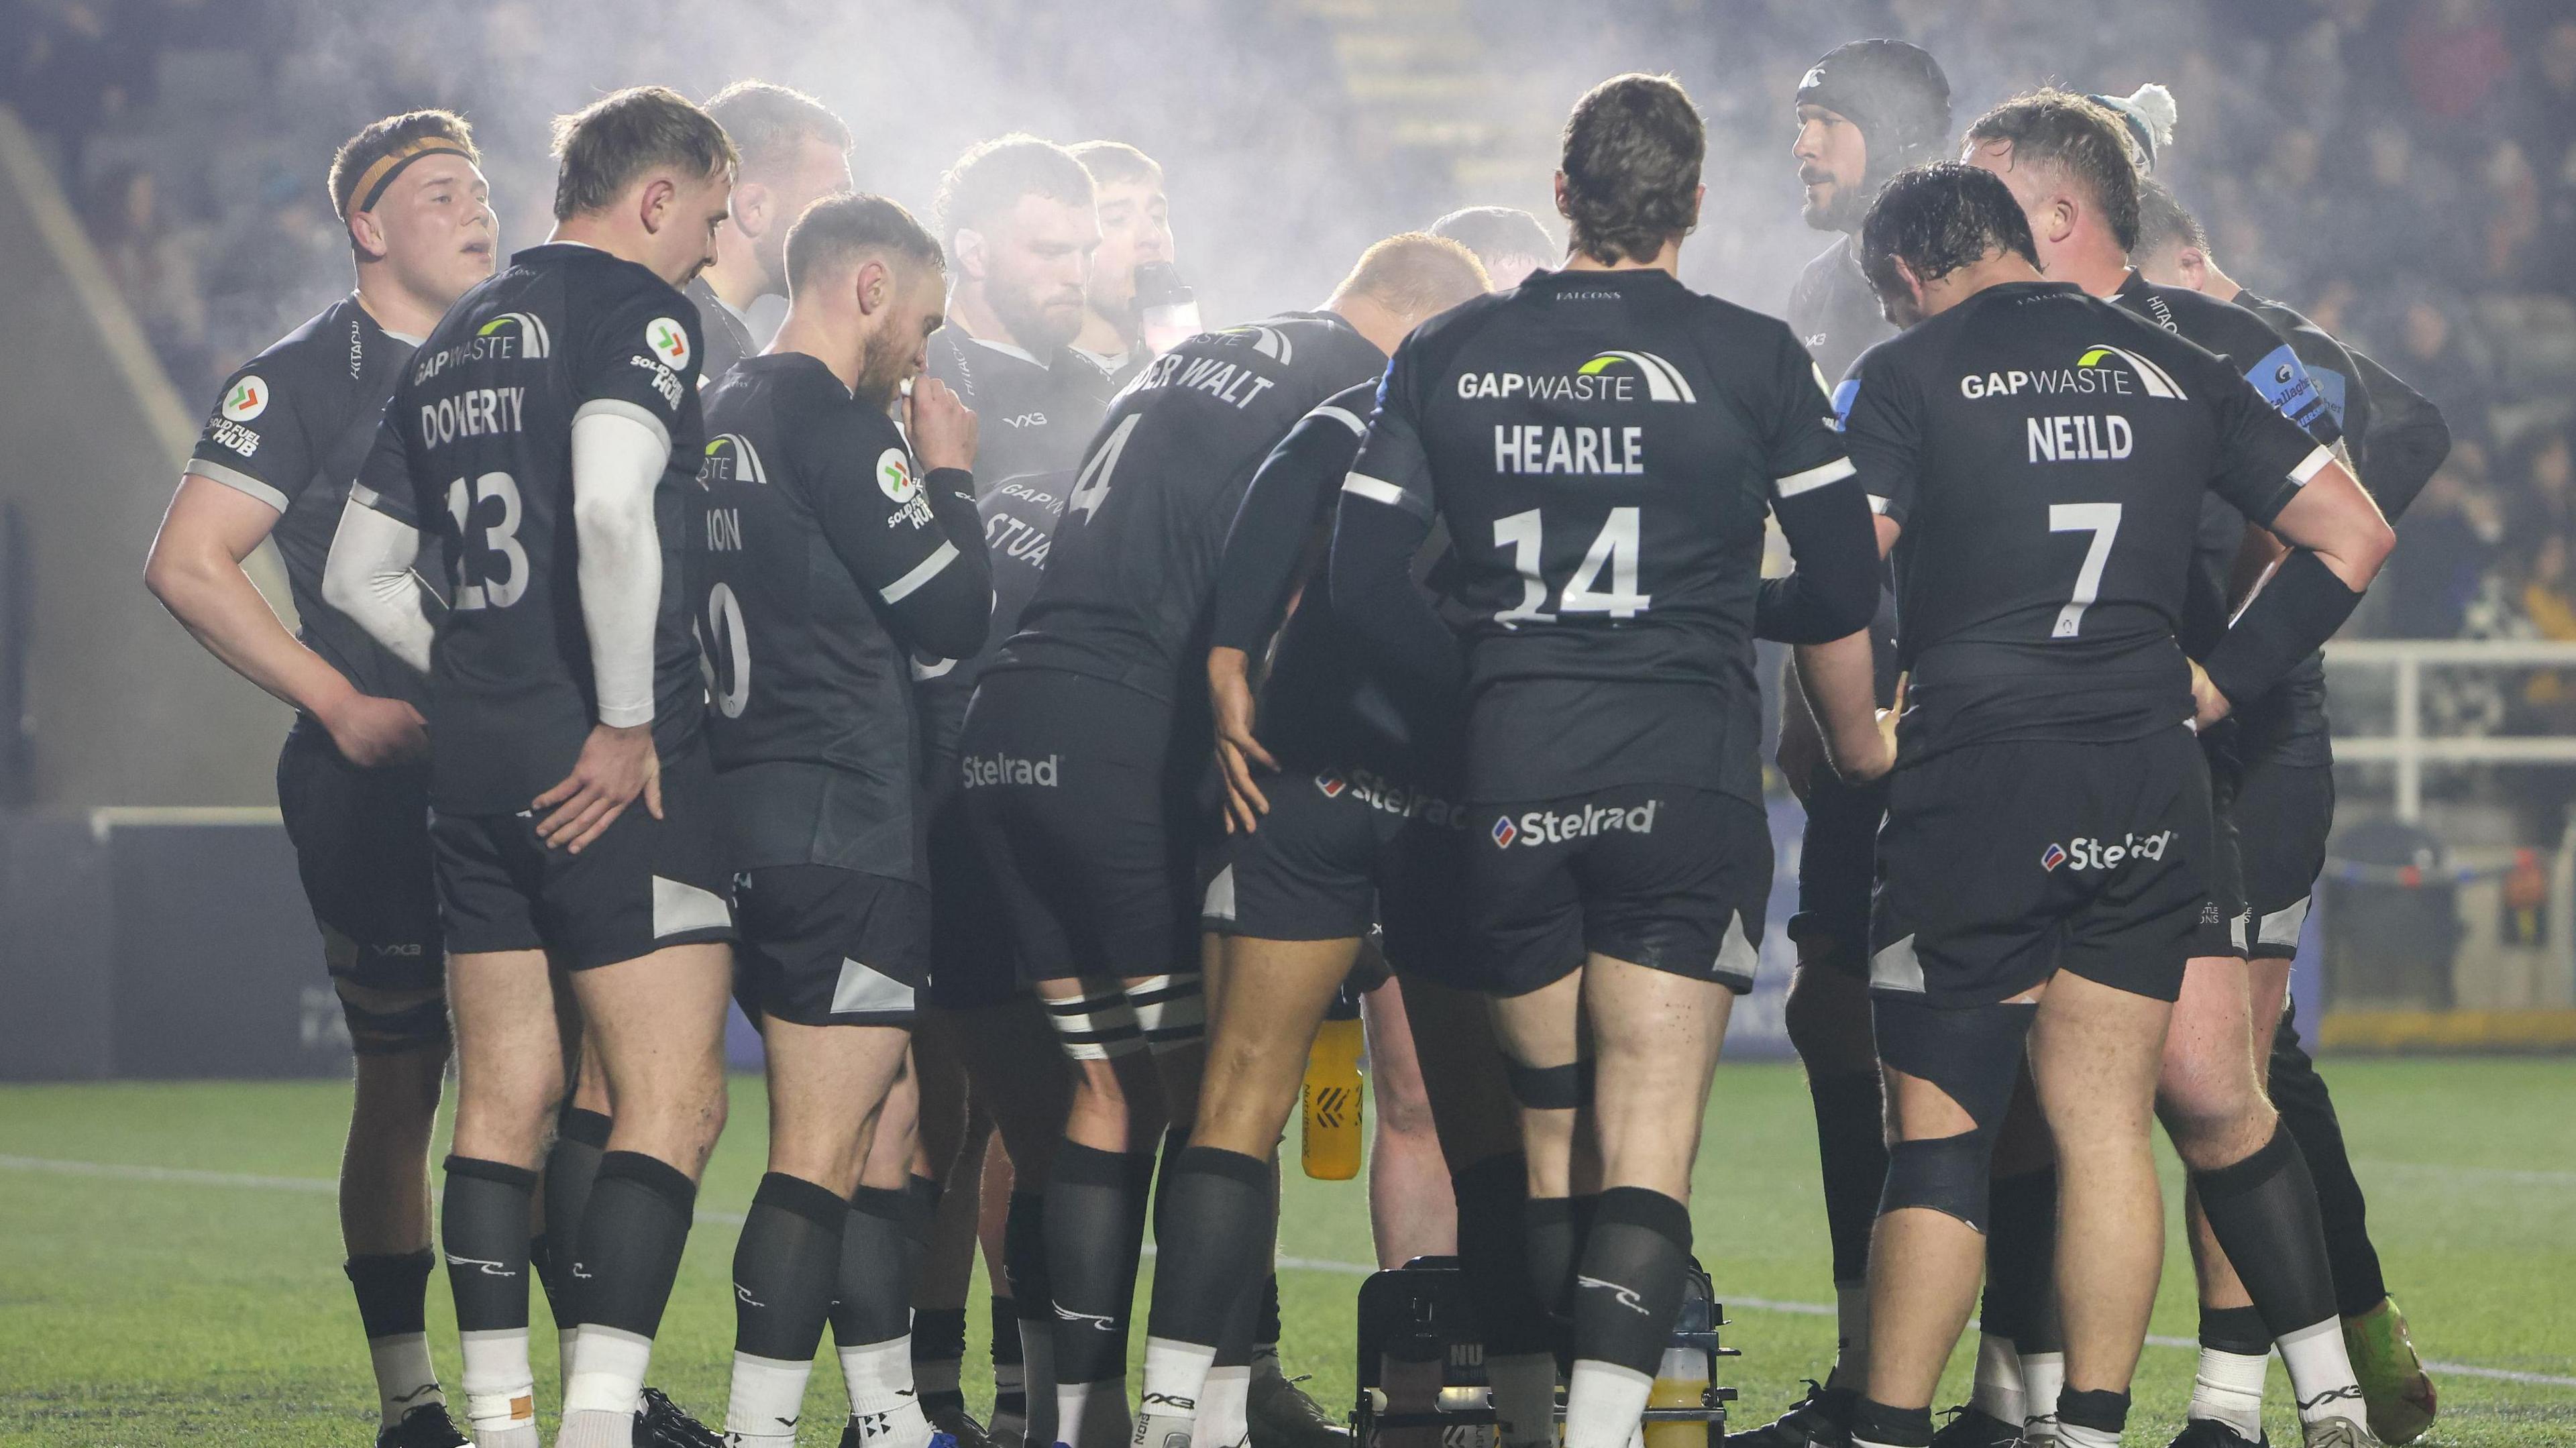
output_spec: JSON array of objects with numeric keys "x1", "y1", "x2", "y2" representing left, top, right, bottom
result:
[{"x1": 1124, "y1": 349, "x2": 1278, "y2": 411}]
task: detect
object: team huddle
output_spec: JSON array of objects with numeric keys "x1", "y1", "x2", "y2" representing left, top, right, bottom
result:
[{"x1": 141, "y1": 36, "x2": 2449, "y2": 1448}]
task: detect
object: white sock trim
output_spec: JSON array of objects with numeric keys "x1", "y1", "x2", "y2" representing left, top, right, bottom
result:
[
  {"x1": 561, "y1": 1322, "x2": 653, "y2": 1418},
  {"x1": 1199, "y1": 1363, "x2": 1253, "y2": 1448},
  {"x1": 1969, "y1": 1333, "x2": 2024, "y2": 1426},
  {"x1": 457, "y1": 1326, "x2": 536, "y2": 1430},
  {"x1": 728, "y1": 1349, "x2": 816, "y2": 1445},
  {"x1": 2278, "y1": 1315, "x2": 2367, "y2": 1425},
  {"x1": 367, "y1": 1331, "x2": 444, "y2": 1427},
  {"x1": 1564, "y1": 1359, "x2": 1654, "y2": 1448}
]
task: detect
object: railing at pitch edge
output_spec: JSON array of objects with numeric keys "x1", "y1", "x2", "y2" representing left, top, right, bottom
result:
[{"x1": 2324, "y1": 638, "x2": 2576, "y2": 823}]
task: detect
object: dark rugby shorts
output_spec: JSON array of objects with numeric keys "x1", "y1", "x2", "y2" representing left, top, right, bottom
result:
[
  {"x1": 1468, "y1": 785, "x2": 1770, "y2": 998},
  {"x1": 959, "y1": 669, "x2": 1202, "y2": 983},
  {"x1": 735, "y1": 864, "x2": 926, "y2": 1028},
  {"x1": 922, "y1": 761, "x2": 1022, "y2": 1011},
  {"x1": 430, "y1": 740, "x2": 735, "y2": 971},
  {"x1": 2192, "y1": 724, "x2": 2253, "y2": 960},
  {"x1": 2234, "y1": 749, "x2": 2332, "y2": 960},
  {"x1": 1870, "y1": 726, "x2": 2211, "y2": 1007},
  {"x1": 1200, "y1": 761, "x2": 1476, "y2": 991},
  {"x1": 276, "y1": 728, "x2": 445, "y2": 1052}
]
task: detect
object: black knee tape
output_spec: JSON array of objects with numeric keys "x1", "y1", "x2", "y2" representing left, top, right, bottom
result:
[
  {"x1": 1871, "y1": 997, "x2": 2037, "y2": 1233},
  {"x1": 339, "y1": 988, "x2": 450, "y2": 1055},
  {"x1": 1503, "y1": 1056, "x2": 1594, "y2": 1111}
]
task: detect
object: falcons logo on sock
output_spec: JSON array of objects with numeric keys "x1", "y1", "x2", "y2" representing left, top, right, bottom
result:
[
  {"x1": 1576, "y1": 1275, "x2": 1648, "y2": 1314},
  {"x1": 441, "y1": 1251, "x2": 518, "y2": 1278}
]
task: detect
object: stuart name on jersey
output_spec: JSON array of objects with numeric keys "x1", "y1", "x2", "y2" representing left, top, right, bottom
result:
[
  {"x1": 986, "y1": 480, "x2": 1057, "y2": 569},
  {"x1": 1122, "y1": 348, "x2": 1279, "y2": 410},
  {"x1": 1493, "y1": 423, "x2": 1646, "y2": 476}
]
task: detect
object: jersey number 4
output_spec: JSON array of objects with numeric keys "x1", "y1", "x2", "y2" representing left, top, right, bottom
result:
[
  {"x1": 445, "y1": 471, "x2": 527, "y2": 610},
  {"x1": 1066, "y1": 413, "x2": 1141, "y2": 522},
  {"x1": 1492, "y1": 507, "x2": 1650, "y2": 627},
  {"x1": 2049, "y1": 502, "x2": 2121, "y2": 638}
]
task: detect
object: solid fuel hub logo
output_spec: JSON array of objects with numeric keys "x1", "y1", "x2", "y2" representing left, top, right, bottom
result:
[
  {"x1": 221, "y1": 376, "x2": 268, "y2": 422},
  {"x1": 648, "y1": 317, "x2": 692, "y2": 368},
  {"x1": 875, "y1": 448, "x2": 918, "y2": 503}
]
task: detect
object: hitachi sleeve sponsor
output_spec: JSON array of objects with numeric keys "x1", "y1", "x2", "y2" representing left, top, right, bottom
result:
[
  {"x1": 961, "y1": 750, "x2": 1061, "y2": 787},
  {"x1": 1493, "y1": 797, "x2": 1662, "y2": 847}
]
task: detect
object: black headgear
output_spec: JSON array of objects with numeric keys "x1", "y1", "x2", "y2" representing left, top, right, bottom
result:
[{"x1": 1795, "y1": 40, "x2": 1953, "y2": 185}]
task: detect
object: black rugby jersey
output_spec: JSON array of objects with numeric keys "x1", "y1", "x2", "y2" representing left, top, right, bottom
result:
[
  {"x1": 914, "y1": 471, "x2": 1065, "y2": 767},
  {"x1": 354, "y1": 242, "x2": 708, "y2": 814},
  {"x1": 925, "y1": 328, "x2": 1115, "y2": 491},
  {"x1": 991, "y1": 312, "x2": 1389, "y2": 703},
  {"x1": 191, "y1": 296, "x2": 433, "y2": 725},
  {"x1": 1839, "y1": 280, "x2": 2332, "y2": 759},
  {"x1": 1788, "y1": 233, "x2": 1894, "y2": 386},
  {"x1": 1209, "y1": 380, "x2": 1459, "y2": 782},
  {"x1": 685, "y1": 276, "x2": 759, "y2": 390},
  {"x1": 694, "y1": 353, "x2": 991, "y2": 879},
  {"x1": 1345, "y1": 266, "x2": 1866, "y2": 804}
]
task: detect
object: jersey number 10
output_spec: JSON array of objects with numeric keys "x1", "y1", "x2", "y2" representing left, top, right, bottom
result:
[{"x1": 1492, "y1": 506, "x2": 1651, "y2": 627}]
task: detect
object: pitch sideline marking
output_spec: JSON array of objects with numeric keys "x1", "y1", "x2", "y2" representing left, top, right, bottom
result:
[{"x1": 4, "y1": 1152, "x2": 2570, "y2": 1390}]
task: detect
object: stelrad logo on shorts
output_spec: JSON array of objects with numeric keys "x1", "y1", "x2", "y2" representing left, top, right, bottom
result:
[
  {"x1": 1492, "y1": 799, "x2": 1661, "y2": 848},
  {"x1": 2041, "y1": 831, "x2": 2176, "y2": 872},
  {"x1": 961, "y1": 751, "x2": 1059, "y2": 787}
]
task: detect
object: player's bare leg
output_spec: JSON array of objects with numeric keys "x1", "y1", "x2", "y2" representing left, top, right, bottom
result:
[
  {"x1": 1360, "y1": 975, "x2": 1455, "y2": 1267},
  {"x1": 2157, "y1": 953, "x2": 2375, "y2": 1445},
  {"x1": 1490, "y1": 956, "x2": 1727, "y2": 1448},
  {"x1": 722, "y1": 1019, "x2": 911, "y2": 1448},
  {"x1": 550, "y1": 940, "x2": 731, "y2": 1448},
  {"x1": 971, "y1": 1129, "x2": 1027, "y2": 1447},
  {"x1": 910, "y1": 1036, "x2": 994, "y2": 1445},
  {"x1": 956, "y1": 997, "x2": 1075, "y2": 1448},
  {"x1": 1136, "y1": 934, "x2": 1352, "y2": 1448},
  {"x1": 337, "y1": 984, "x2": 455, "y2": 1441},
  {"x1": 443, "y1": 950, "x2": 574, "y2": 1448}
]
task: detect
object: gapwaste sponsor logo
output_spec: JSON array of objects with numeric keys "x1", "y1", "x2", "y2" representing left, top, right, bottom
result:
[
  {"x1": 1457, "y1": 348, "x2": 1697, "y2": 404},
  {"x1": 700, "y1": 433, "x2": 767, "y2": 486},
  {"x1": 1959, "y1": 343, "x2": 2186, "y2": 402}
]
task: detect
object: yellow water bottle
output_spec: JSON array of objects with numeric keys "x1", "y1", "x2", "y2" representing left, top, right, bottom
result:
[
  {"x1": 1642, "y1": 1261, "x2": 1714, "y2": 1448},
  {"x1": 1302, "y1": 987, "x2": 1364, "y2": 1179}
]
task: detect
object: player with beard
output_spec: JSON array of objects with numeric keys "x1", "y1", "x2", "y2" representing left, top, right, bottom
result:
[
  {"x1": 1735, "y1": 40, "x2": 1951, "y2": 1448},
  {"x1": 1332, "y1": 74, "x2": 1884, "y2": 1448},
  {"x1": 961, "y1": 233, "x2": 1485, "y2": 1448},
  {"x1": 2133, "y1": 179, "x2": 2447, "y2": 1448},
  {"x1": 1835, "y1": 162, "x2": 2392, "y2": 1448},
  {"x1": 927, "y1": 135, "x2": 1116, "y2": 491},
  {"x1": 1962, "y1": 91, "x2": 2385, "y2": 1448},
  {"x1": 690, "y1": 82, "x2": 856, "y2": 384},
  {"x1": 144, "y1": 109, "x2": 494, "y2": 1448},
  {"x1": 1430, "y1": 205, "x2": 1556, "y2": 288},
  {"x1": 1069, "y1": 141, "x2": 1176, "y2": 387},
  {"x1": 323, "y1": 86, "x2": 739, "y2": 1448},
  {"x1": 696, "y1": 192, "x2": 994, "y2": 1448}
]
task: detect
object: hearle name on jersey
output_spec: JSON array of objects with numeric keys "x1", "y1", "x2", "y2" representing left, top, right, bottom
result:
[
  {"x1": 1122, "y1": 345, "x2": 1279, "y2": 412},
  {"x1": 961, "y1": 750, "x2": 1060, "y2": 787},
  {"x1": 417, "y1": 386, "x2": 527, "y2": 447},
  {"x1": 1457, "y1": 349, "x2": 1698, "y2": 404},
  {"x1": 1491, "y1": 797, "x2": 1662, "y2": 849},
  {"x1": 1493, "y1": 423, "x2": 1646, "y2": 476},
  {"x1": 2038, "y1": 830, "x2": 2176, "y2": 873},
  {"x1": 1313, "y1": 767, "x2": 1467, "y2": 829},
  {"x1": 2026, "y1": 413, "x2": 2135, "y2": 463}
]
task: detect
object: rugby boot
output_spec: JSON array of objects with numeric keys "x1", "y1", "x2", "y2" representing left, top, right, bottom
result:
[
  {"x1": 1927, "y1": 1401, "x2": 2022, "y2": 1447},
  {"x1": 1248, "y1": 1363, "x2": 1351, "y2": 1448},
  {"x1": 635, "y1": 1386, "x2": 725, "y2": 1447},
  {"x1": 2298, "y1": 1419, "x2": 2383, "y2": 1448},
  {"x1": 1724, "y1": 1381, "x2": 1852, "y2": 1447},
  {"x1": 376, "y1": 1402, "x2": 470, "y2": 1447},
  {"x1": 2342, "y1": 1298, "x2": 2434, "y2": 1445},
  {"x1": 2165, "y1": 1418, "x2": 2266, "y2": 1447}
]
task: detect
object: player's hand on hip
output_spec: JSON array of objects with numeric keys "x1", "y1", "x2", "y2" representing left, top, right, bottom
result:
[
  {"x1": 2188, "y1": 659, "x2": 2233, "y2": 730},
  {"x1": 1844, "y1": 673, "x2": 1904, "y2": 784},
  {"x1": 907, "y1": 376, "x2": 978, "y2": 474},
  {"x1": 323, "y1": 691, "x2": 429, "y2": 768},
  {"x1": 533, "y1": 722, "x2": 662, "y2": 853},
  {"x1": 1208, "y1": 645, "x2": 1276, "y2": 834}
]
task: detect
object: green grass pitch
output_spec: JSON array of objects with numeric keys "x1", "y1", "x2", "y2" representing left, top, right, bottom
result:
[{"x1": 1, "y1": 1058, "x2": 2569, "y2": 1445}]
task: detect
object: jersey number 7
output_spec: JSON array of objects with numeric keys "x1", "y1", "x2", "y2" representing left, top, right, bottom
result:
[{"x1": 2049, "y1": 502, "x2": 2121, "y2": 638}]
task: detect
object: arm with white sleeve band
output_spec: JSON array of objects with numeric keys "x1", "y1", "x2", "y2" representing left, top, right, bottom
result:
[
  {"x1": 321, "y1": 492, "x2": 435, "y2": 675},
  {"x1": 568, "y1": 406, "x2": 669, "y2": 728}
]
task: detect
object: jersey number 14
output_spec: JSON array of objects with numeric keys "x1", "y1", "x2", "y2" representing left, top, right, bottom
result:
[{"x1": 1492, "y1": 506, "x2": 1650, "y2": 627}]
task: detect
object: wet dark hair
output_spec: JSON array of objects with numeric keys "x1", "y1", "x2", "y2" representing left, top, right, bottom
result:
[
  {"x1": 1559, "y1": 74, "x2": 1704, "y2": 265},
  {"x1": 550, "y1": 85, "x2": 735, "y2": 221},
  {"x1": 2133, "y1": 177, "x2": 2209, "y2": 263},
  {"x1": 785, "y1": 192, "x2": 945, "y2": 295},
  {"x1": 1858, "y1": 162, "x2": 2039, "y2": 300},
  {"x1": 1964, "y1": 87, "x2": 2142, "y2": 252}
]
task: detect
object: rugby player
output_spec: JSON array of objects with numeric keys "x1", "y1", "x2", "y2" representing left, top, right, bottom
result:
[
  {"x1": 693, "y1": 191, "x2": 991, "y2": 1448},
  {"x1": 927, "y1": 135, "x2": 1116, "y2": 489},
  {"x1": 323, "y1": 85, "x2": 739, "y2": 1448},
  {"x1": 1737, "y1": 40, "x2": 1953, "y2": 1448},
  {"x1": 1069, "y1": 141, "x2": 1176, "y2": 386},
  {"x1": 144, "y1": 108, "x2": 494, "y2": 1448},
  {"x1": 1429, "y1": 205, "x2": 1555, "y2": 288},
  {"x1": 1331, "y1": 73, "x2": 1884, "y2": 1448},
  {"x1": 1835, "y1": 163, "x2": 2392, "y2": 1448},
  {"x1": 690, "y1": 82, "x2": 857, "y2": 384},
  {"x1": 1963, "y1": 90, "x2": 2389, "y2": 1447},
  {"x1": 2134, "y1": 179, "x2": 2448, "y2": 1448},
  {"x1": 962, "y1": 232, "x2": 1483, "y2": 1448}
]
